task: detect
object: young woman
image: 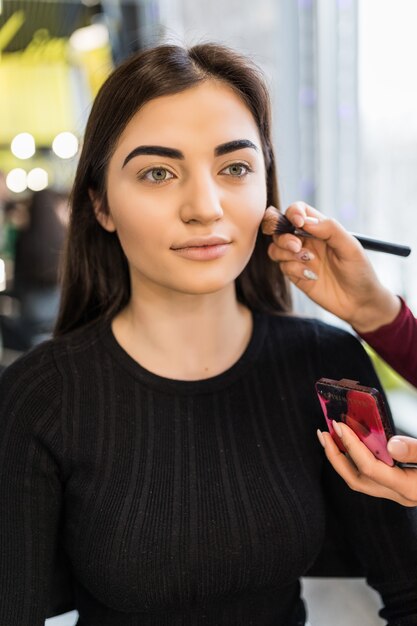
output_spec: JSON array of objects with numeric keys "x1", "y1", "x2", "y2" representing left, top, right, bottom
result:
[
  {"x1": 268, "y1": 202, "x2": 417, "y2": 505},
  {"x1": 1, "y1": 44, "x2": 416, "y2": 626}
]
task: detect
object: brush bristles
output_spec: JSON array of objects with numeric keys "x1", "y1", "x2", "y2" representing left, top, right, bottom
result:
[
  {"x1": 261, "y1": 209, "x2": 296, "y2": 236},
  {"x1": 273, "y1": 214, "x2": 298, "y2": 235}
]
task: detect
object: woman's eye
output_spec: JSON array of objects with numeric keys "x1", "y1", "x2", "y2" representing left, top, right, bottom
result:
[
  {"x1": 220, "y1": 163, "x2": 252, "y2": 177},
  {"x1": 140, "y1": 167, "x2": 175, "y2": 183}
]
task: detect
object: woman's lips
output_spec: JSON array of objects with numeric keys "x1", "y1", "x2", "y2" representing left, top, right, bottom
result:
[
  {"x1": 171, "y1": 236, "x2": 231, "y2": 261},
  {"x1": 171, "y1": 243, "x2": 231, "y2": 261}
]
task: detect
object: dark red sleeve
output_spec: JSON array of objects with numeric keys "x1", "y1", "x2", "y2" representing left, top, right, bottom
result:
[{"x1": 357, "y1": 298, "x2": 417, "y2": 388}]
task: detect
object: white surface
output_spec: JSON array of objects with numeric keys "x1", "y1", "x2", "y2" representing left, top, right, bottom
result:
[
  {"x1": 45, "y1": 612, "x2": 78, "y2": 626},
  {"x1": 302, "y1": 578, "x2": 384, "y2": 626}
]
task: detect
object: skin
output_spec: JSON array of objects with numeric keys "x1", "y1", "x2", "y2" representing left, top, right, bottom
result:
[
  {"x1": 92, "y1": 80, "x2": 267, "y2": 380},
  {"x1": 265, "y1": 202, "x2": 401, "y2": 333},
  {"x1": 268, "y1": 201, "x2": 417, "y2": 506},
  {"x1": 317, "y1": 425, "x2": 417, "y2": 507}
]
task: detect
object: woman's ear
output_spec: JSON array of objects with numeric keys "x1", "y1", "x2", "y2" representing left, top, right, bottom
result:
[{"x1": 88, "y1": 189, "x2": 116, "y2": 232}]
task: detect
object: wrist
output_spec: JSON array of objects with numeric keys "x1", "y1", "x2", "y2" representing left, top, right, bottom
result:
[{"x1": 350, "y1": 290, "x2": 402, "y2": 334}]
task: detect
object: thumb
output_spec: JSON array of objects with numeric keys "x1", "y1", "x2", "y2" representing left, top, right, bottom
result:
[{"x1": 387, "y1": 436, "x2": 417, "y2": 463}]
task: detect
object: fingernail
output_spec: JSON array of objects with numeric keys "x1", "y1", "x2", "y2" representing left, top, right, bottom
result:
[
  {"x1": 332, "y1": 420, "x2": 343, "y2": 438},
  {"x1": 287, "y1": 240, "x2": 302, "y2": 253},
  {"x1": 387, "y1": 437, "x2": 408, "y2": 458},
  {"x1": 317, "y1": 429, "x2": 326, "y2": 448},
  {"x1": 304, "y1": 216, "x2": 319, "y2": 224},
  {"x1": 303, "y1": 269, "x2": 318, "y2": 280},
  {"x1": 293, "y1": 215, "x2": 304, "y2": 228},
  {"x1": 296, "y1": 250, "x2": 315, "y2": 262}
]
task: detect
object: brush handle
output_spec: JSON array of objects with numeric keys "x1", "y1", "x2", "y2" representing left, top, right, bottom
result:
[
  {"x1": 350, "y1": 233, "x2": 411, "y2": 257},
  {"x1": 293, "y1": 229, "x2": 411, "y2": 257}
]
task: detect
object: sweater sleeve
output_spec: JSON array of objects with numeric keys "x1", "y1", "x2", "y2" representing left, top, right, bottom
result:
[
  {"x1": 317, "y1": 324, "x2": 417, "y2": 625},
  {"x1": 0, "y1": 347, "x2": 65, "y2": 626},
  {"x1": 357, "y1": 298, "x2": 417, "y2": 388}
]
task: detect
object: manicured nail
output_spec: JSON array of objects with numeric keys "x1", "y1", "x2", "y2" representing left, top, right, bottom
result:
[
  {"x1": 287, "y1": 240, "x2": 302, "y2": 253},
  {"x1": 332, "y1": 420, "x2": 343, "y2": 438},
  {"x1": 304, "y1": 216, "x2": 319, "y2": 224},
  {"x1": 293, "y1": 215, "x2": 304, "y2": 228},
  {"x1": 317, "y1": 429, "x2": 326, "y2": 448},
  {"x1": 387, "y1": 437, "x2": 408, "y2": 459},
  {"x1": 303, "y1": 269, "x2": 318, "y2": 280},
  {"x1": 296, "y1": 250, "x2": 315, "y2": 262}
]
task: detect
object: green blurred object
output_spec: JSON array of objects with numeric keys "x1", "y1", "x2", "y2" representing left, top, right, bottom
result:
[
  {"x1": 363, "y1": 342, "x2": 412, "y2": 391},
  {"x1": 1, "y1": 221, "x2": 18, "y2": 259}
]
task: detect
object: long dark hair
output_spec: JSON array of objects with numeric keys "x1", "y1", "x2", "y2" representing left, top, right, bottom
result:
[{"x1": 55, "y1": 43, "x2": 291, "y2": 336}]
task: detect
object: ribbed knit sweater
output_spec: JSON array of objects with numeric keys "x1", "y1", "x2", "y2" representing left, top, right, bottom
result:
[{"x1": 1, "y1": 312, "x2": 417, "y2": 626}]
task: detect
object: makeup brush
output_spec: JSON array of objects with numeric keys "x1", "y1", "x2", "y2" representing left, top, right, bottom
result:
[{"x1": 262, "y1": 211, "x2": 411, "y2": 257}]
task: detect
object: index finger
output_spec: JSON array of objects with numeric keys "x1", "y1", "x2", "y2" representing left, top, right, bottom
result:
[
  {"x1": 284, "y1": 202, "x2": 323, "y2": 228},
  {"x1": 285, "y1": 203, "x2": 365, "y2": 261}
]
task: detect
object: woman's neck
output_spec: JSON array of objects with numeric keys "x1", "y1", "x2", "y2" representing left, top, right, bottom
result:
[{"x1": 111, "y1": 285, "x2": 253, "y2": 380}]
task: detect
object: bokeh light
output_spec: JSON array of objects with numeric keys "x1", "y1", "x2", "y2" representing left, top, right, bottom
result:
[
  {"x1": 52, "y1": 132, "x2": 79, "y2": 159},
  {"x1": 27, "y1": 167, "x2": 49, "y2": 191},
  {"x1": 6, "y1": 168, "x2": 27, "y2": 193},
  {"x1": 11, "y1": 132, "x2": 36, "y2": 159}
]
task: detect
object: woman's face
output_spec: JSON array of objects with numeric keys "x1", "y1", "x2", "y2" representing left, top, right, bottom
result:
[{"x1": 97, "y1": 80, "x2": 267, "y2": 298}]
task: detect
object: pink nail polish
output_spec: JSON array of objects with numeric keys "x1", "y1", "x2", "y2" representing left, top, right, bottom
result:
[
  {"x1": 387, "y1": 437, "x2": 408, "y2": 458},
  {"x1": 317, "y1": 429, "x2": 326, "y2": 448},
  {"x1": 287, "y1": 240, "x2": 302, "y2": 254},
  {"x1": 332, "y1": 420, "x2": 343, "y2": 438}
]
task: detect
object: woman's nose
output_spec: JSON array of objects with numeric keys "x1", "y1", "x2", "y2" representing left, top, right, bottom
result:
[{"x1": 179, "y1": 174, "x2": 224, "y2": 224}]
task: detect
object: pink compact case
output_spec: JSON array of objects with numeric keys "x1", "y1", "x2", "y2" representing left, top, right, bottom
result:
[{"x1": 315, "y1": 377, "x2": 395, "y2": 466}]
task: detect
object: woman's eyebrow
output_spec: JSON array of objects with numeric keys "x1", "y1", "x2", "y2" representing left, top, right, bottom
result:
[
  {"x1": 122, "y1": 139, "x2": 259, "y2": 168},
  {"x1": 214, "y1": 139, "x2": 259, "y2": 156},
  {"x1": 122, "y1": 145, "x2": 184, "y2": 167}
]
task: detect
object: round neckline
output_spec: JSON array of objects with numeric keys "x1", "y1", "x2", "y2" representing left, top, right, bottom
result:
[{"x1": 99, "y1": 310, "x2": 268, "y2": 395}]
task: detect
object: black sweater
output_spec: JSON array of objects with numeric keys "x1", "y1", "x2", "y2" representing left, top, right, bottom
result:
[{"x1": 1, "y1": 312, "x2": 417, "y2": 625}]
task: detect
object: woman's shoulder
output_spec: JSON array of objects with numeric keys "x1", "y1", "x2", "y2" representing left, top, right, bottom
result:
[
  {"x1": 1, "y1": 337, "x2": 58, "y2": 388},
  {"x1": 0, "y1": 320, "x2": 104, "y2": 407},
  {"x1": 264, "y1": 312, "x2": 360, "y2": 344},
  {"x1": 0, "y1": 340, "x2": 63, "y2": 436},
  {"x1": 261, "y1": 312, "x2": 369, "y2": 370},
  {"x1": 259, "y1": 313, "x2": 377, "y2": 391}
]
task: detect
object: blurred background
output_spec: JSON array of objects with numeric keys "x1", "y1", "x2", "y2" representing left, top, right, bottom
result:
[{"x1": 0, "y1": 1, "x2": 416, "y2": 624}]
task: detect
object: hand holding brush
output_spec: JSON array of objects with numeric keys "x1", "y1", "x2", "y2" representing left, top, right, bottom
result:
[
  {"x1": 262, "y1": 205, "x2": 411, "y2": 257},
  {"x1": 261, "y1": 202, "x2": 404, "y2": 333}
]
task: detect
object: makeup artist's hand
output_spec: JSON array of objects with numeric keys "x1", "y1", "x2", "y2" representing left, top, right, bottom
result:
[
  {"x1": 317, "y1": 424, "x2": 417, "y2": 506},
  {"x1": 264, "y1": 202, "x2": 401, "y2": 333}
]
